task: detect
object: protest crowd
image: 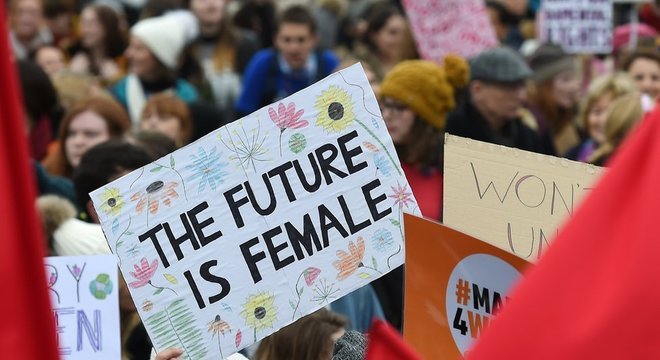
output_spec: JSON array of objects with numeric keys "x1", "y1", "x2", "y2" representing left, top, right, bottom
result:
[{"x1": 4, "y1": 0, "x2": 660, "y2": 359}]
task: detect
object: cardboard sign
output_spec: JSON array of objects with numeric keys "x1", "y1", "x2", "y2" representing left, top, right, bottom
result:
[
  {"x1": 45, "y1": 255, "x2": 120, "y2": 359},
  {"x1": 443, "y1": 134, "x2": 603, "y2": 261},
  {"x1": 90, "y1": 64, "x2": 417, "y2": 359},
  {"x1": 402, "y1": 0, "x2": 498, "y2": 62},
  {"x1": 540, "y1": 0, "x2": 613, "y2": 54},
  {"x1": 403, "y1": 214, "x2": 530, "y2": 358}
]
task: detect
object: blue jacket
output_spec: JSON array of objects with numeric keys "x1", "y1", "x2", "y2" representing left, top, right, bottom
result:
[{"x1": 235, "y1": 48, "x2": 339, "y2": 116}]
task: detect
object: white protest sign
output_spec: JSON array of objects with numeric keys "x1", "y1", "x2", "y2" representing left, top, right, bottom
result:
[
  {"x1": 443, "y1": 134, "x2": 604, "y2": 261},
  {"x1": 91, "y1": 64, "x2": 417, "y2": 359},
  {"x1": 45, "y1": 255, "x2": 120, "y2": 359},
  {"x1": 540, "y1": 0, "x2": 613, "y2": 54}
]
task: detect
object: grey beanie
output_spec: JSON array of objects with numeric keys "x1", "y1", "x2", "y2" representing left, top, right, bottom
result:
[
  {"x1": 333, "y1": 330, "x2": 367, "y2": 360},
  {"x1": 470, "y1": 47, "x2": 532, "y2": 83}
]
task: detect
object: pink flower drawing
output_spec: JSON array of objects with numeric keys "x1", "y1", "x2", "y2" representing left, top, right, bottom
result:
[
  {"x1": 129, "y1": 258, "x2": 158, "y2": 288},
  {"x1": 303, "y1": 267, "x2": 321, "y2": 286},
  {"x1": 388, "y1": 182, "x2": 414, "y2": 209},
  {"x1": 268, "y1": 102, "x2": 308, "y2": 155}
]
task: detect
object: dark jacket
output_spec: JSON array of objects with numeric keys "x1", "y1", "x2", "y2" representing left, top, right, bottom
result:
[{"x1": 445, "y1": 98, "x2": 556, "y2": 156}]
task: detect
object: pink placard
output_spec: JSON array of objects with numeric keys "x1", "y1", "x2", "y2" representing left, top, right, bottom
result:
[{"x1": 403, "y1": 0, "x2": 498, "y2": 62}]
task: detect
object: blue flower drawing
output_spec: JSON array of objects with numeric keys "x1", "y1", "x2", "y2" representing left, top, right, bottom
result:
[
  {"x1": 374, "y1": 154, "x2": 393, "y2": 176},
  {"x1": 187, "y1": 147, "x2": 229, "y2": 193},
  {"x1": 371, "y1": 228, "x2": 394, "y2": 253}
]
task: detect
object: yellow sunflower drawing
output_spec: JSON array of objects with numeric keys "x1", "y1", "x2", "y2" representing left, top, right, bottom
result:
[
  {"x1": 99, "y1": 187, "x2": 124, "y2": 216},
  {"x1": 240, "y1": 291, "x2": 278, "y2": 342},
  {"x1": 315, "y1": 85, "x2": 356, "y2": 133}
]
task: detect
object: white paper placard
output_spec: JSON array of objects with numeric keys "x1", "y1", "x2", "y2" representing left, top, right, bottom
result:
[
  {"x1": 91, "y1": 64, "x2": 418, "y2": 359},
  {"x1": 45, "y1": 255, "x2": 120, "y2": 359},
  {"x1": 540, "y1": 0, "x2": 613, "y2": 54}
]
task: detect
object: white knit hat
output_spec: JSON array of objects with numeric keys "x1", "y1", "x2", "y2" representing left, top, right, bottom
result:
[
  {"x1": 53, "y1": 218, "x2": 112, "y2": 256},
  {"x1": 131, "y1": 15, "x2": 187, "y2": 70}
]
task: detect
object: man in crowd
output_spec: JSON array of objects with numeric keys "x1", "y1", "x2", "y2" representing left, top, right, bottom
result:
[
  {"x1": 235, "y1": 5, "x2": 339, "y2": 117},
  {"x1": 445, "y1": 46, "x2": 555, "y2": 155}
]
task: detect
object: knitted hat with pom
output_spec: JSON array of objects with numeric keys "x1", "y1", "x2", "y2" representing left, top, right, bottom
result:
[{"x1": 379, "y1": 55, "x2": 469, "y2": 130}]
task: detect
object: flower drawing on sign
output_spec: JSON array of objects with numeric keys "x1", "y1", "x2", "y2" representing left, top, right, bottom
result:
[
  {"x1": 268, "y1": 102, "x2": 308, "y2": 155},
  {"x1": 208, "y1": 314, "x2": 232, "y2": 359},
  {"x1": 315, "y1": 85, "x2": 356, "y2": 133},
  {"x1": 187, "y1": 147, "x2": 228, "y2": 193},
  {"x1": 129, "y1": 258, "x2": 178, "y2": 296},
  {"x1": 131, "y1": 181, "x2": 179, "y2": 224},
  {"x1": 219, "y1": 121, "x2": 270, "y2": 172},
  {"x1": 389, "y1": 182, "x2": 414, "y2": 209},
  {"x1": 371, "y1": 228, "x2": 394, "y2": 253},
  {"x1": 241, "y1": 292, "x2": 278, "y2": 342},
  {"x1": 291, "y1": 267, "x2": 322, "y2": 320},
  {"x1": 311, "y1": 279, "x2": 340, "y2": 305},
  {"x1": 99, "y1": 187, "x2": 124, "y2": 216},
  {"x1": 333, "y1": 237, "x2": 383, "y2": 281},
  {"x1": 67, "y1": 263, "x2": 86, "y2": 302}
]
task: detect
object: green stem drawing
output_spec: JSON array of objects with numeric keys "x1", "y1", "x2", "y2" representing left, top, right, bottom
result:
[
  {"x1": 279, "y1": 128, "x2": 285, "y2": 157},
  {"x1": 253, "y1": 327, "x2": 257, "y2": 343},
  {"x1": 217, "y1": 333, "x2": 224, "y2": 359},
  {"x1": 153, "y1": 163, "x2": 188, "y2": 201},
  {"x1": 355, "y1": 119, "x2": 402, "y2": 176},
  {"x1": 387, "y1": 245, "x2": 402, "y2": 270},
  {"x1": 291, "y1": 273, "x2": 305, "y2": 321},
  {"x1": 148, "y1": 280, "x2": 178, "y2": 296},
  {"x1": 115, "y1": 215, "x2": 132, "y2": 267},
  {"x1": 165, "y1": 305, "x2": 192, "y2": 360},
  {"x1": 359, "y1": 264, "x2": 383, "y2": 275}
]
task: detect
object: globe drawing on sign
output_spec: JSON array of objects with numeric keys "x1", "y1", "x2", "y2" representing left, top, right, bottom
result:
[{"x1": 89, "y1": 273, "x2": 113, "y2": 300}]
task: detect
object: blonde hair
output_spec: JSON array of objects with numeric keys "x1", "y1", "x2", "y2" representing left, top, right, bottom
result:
[
  {"x1": 578, "y1": 72, "x2": 636, "y2": 130},
  {"x1": 589, "y1": 92, "x2": 644, "y2": 164}
]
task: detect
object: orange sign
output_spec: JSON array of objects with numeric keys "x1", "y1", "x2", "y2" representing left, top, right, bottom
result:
[{"x1": 403, "y1": 214, "x2": 530, "y2": 359}]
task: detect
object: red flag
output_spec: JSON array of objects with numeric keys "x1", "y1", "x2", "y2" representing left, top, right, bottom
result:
[
  {"x1": 0, "y1": 3, "x2": 59, "y2": 359},
  {"x1": 467, "y1": 106, "x2": 660, "y2": 359},
  {"x1": 366, "y1": 319, "x2": 423, "y2": 360}
]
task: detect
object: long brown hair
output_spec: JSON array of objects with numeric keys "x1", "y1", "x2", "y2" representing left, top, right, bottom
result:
[
  {"x1": 397, "y1": 117, "x2": 443, "y2": 170},
  {"x1": 254, "y1": 309, "x2": 346, "y2": 360},
  {"x1": 43, "y1": 97, "x2": 130, "y2": 177},
  {"x1": 141, "y1": 94, "x2": 192, "y2": 147},
  {"x1": 529, "y1": 80, "x2": 576, "y2": 134},
  {"x1": 84, "y1": 4, "x2": 127, "y2": 59}
]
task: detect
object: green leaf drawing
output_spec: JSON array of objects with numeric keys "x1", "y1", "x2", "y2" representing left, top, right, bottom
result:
[
  {"x1": 153, "y1": 288, "x2": 164, "y2": 296},
  {"x1": 389, "y1": 219, "x2": 401, "y2": 227},
  {"x1": 164, "y1": 274, "x2": 178, "y2": 285},
  {"x1": 170, "y1": 154, "x2": 175, "y2": 167},
  {"x1": 145, "y1": 299, "x2": 208, "y2": 359},
  {"x1": 289, "y1": 300, "x2": 296, "y2": 310},
  {"x1": 371, "y1": 256, "x2": 378, "y2": 271},
  {"x1": 125, "y1": 231, "x2": 134, "y2": 235},
  {"x1": 116, "y1": 240, "x2": 124, "y2": 248},
  {"x1": 358, "y1": 273, "x2": 371, "y2": 279},
  {"x1": 150, "y1": 166, "x2": 163, "y2": 173}
]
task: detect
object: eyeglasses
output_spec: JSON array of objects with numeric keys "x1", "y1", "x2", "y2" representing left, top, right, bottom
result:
[{"x1": 380, "y1": 101, "x2": 408, "y2": 114}]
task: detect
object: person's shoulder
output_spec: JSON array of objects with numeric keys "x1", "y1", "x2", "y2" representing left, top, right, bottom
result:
[
  {"x1": 249, "y1": 48, "x2": 277, "y2": 65},
  {"x1": 175, "y1": 79, "x2": 200, "y2": 103}
]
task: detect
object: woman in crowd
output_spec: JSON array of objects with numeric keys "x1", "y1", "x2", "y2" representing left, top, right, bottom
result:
[
  {"x1": 43, "y1": 97, "x2": 131, "y2": 179},
  {"x1": 353, "y1": 3, "x2": 409, "y2": 81},
  {"x1": 254, "y1": 309, "x2": 346, "y2": 360},
  {"x1": 566, "y1": 73, "x2": 636, "y2": 162},
  {"x1": 589, "y1": 92, "x2": 645, "y2": 166},
  {"x1": 139, "y1": 93, "x2": 192, "y2": 148},
  {"x1": 527, "y1": 43, "x2": 582, "y2": 156},
  {"x1": 68, "y1": 4, "x2": 128, "y2": 85},
  {"x1": 188, "y1": 0, "x2": 260, "y2": 118},
  {"x1": 622, "y1": 50, "x2": 660, "y2": 100},
  {"x1": 374, "y1": 55, "x2": 469, "y2": 330},
  {"x1": 110, "y1": 14, "x2": 198, "y2": 126}
]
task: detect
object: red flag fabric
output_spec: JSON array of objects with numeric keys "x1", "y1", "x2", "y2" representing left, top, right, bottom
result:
[
  {"x1": 366, "y1": 319, "x2": 423, "y2": 360},
  {"x1": 468, "y1": 106, "x2": 660, "y2": 359},
  {"x1": 0, "y1": 3, "x2": 59, "y2": 359}
]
